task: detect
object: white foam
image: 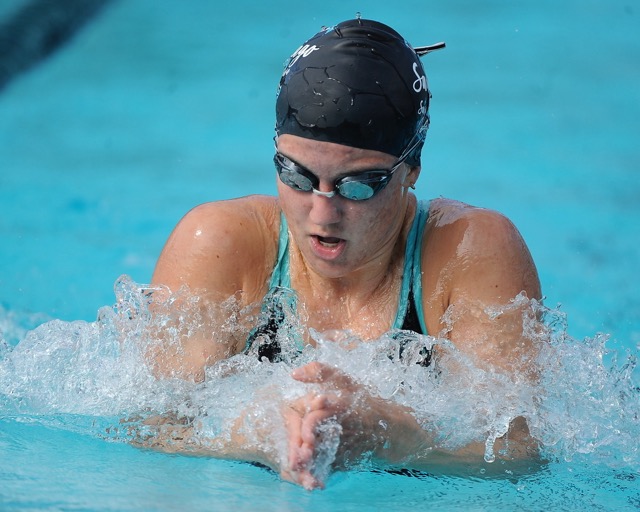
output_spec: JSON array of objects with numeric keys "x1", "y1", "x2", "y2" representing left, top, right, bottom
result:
[{"x1": 0, "y1": 276, "x2": 637, "y2": 473}]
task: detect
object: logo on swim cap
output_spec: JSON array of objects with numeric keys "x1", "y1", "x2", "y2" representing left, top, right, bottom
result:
[
  {"x1": 275, "y1": 18, "x2": 444, "y2": 166},
  {"x1": 412, "y1": 62, "x2": 428, "y2": 93},
  {"x1": 283, "y1": 44, "x2": 320, "y2": 77}
]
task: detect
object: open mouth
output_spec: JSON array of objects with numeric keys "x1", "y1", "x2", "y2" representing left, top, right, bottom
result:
[
  {"x1": 310, "y1": 235, "x2": 347, "y2": 260},
  {"x1": 317, "y1": 236, "x2": 342, "y2": 247}
]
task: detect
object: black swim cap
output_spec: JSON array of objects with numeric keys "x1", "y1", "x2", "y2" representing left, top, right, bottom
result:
[{"x1": 275, "y1": 18, "x2": 444, "y2": 166}]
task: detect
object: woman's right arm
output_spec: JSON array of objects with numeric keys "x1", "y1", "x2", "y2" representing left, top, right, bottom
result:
[{"x1": 147, "y1": 195, "x2": 280, "y2": 381}]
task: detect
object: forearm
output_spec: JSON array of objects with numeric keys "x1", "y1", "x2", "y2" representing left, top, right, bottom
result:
[
  {"x1": 366, "y1": 398, "x2": 434, "y2": 465},
  {"x1": 140, "y1": 280, "x2": 254, "y2": 382},
  {"x1": 146, "y1": 333, "x2": 236, "y2": 382},
  {"x1": 345, "y1": 371, "x2": 539, "y2": 468},
  {"x1": 138, "y1": 401, "x2": 285, "y2": 474},
  {"x1": 378, "y1": 412, "x2": 540, "y2": 475}
]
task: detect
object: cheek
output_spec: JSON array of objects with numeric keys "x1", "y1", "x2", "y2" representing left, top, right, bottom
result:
[
  {"x1": 346, "y1": 203, "x2": 388, "y2": 239},
  {"x1": 352, "y1": 188, "x2": 406, "y2": 239},
  {"x1": 277, "y1": 182, "x2": 308, "y2": 224},
  {"x1": 277, "y1": 180, "x2": 297, "y2": 209}
]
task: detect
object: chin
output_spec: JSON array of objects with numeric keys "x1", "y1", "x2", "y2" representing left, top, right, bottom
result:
[{"x1": 307, "y1": 259, "x2": 352, "y2": 280}]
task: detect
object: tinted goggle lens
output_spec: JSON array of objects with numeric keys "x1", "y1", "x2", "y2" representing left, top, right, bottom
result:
[
  {"x1": 277, "y1": 161, "x2": 315, "y2": 192},
  {"x1": 274, "y1": 153, "x2": 393, "y2": 201}
]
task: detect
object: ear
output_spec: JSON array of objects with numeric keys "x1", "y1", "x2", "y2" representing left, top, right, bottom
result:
[{"x1": 402, "y1": 165, "x2": 422, "y2": 189}]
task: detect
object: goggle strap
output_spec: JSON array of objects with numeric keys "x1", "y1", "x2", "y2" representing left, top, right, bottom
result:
[{"x1": 414, "y1": 42, "x2": 446, "y2": 56}]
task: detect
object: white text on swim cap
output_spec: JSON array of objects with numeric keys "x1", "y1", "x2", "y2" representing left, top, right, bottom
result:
[
  {"x1": 412, "y1": 62, "x2": 427, "y2": 93},
  {"x1": 283, "y1": 44, "x2": 320, "y2": 76}
]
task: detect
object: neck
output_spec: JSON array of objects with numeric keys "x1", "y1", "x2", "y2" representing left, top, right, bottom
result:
[{"x1": 289, "y1": 199, "x2": 417, "y2": 330}]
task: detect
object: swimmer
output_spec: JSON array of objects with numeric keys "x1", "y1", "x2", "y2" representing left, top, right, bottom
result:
[{"x1": 149, "y1": 18, "x2": 542, "y2": 489}]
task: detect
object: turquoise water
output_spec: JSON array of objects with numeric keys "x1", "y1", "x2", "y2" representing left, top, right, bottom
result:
[{"x1": 1, "y1": 0, "x2": 639, "y2": 510}]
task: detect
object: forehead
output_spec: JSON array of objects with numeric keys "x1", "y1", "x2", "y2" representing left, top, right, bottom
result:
[{"x1": 276, "y1": 134, "x2": 397, "y2": 172}]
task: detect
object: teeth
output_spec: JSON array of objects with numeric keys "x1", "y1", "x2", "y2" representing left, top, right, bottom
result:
[{"x1": 318, "y1": 236, "x2": 340, "y2": 247}]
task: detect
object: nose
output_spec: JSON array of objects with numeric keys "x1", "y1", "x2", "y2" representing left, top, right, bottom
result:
[{"x1": 308, "y1": 188, "x2": 342, "y2": 226}]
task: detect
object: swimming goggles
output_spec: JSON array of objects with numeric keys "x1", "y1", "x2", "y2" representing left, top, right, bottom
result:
[
  {"x1": 274, "y1": 116, "x2": 429, "y2": 201},
  {"x1": 274, "y1": 153, "x2": 407, "y2": 201}
]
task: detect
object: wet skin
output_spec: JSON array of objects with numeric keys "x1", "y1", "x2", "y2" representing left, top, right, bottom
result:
[{"x1": 149, "y1": 135, "x2": 542, "y2": 489}]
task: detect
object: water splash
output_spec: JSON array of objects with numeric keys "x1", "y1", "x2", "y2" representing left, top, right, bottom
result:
[{"x1": 0, "y1": 275, "x2": 638, "y2": 475}]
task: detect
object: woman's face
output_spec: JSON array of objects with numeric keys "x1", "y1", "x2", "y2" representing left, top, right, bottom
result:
[{"x1": 275, "y1": 134, "x2": 419, "y2": 281}]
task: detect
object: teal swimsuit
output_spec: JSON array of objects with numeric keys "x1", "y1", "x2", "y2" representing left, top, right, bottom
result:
[{"x1": 245, "y1": 200, "x2": 431, "y2": 362}]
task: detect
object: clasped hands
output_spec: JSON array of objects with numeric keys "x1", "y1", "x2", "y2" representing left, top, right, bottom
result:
[{"x1": 278, "y1": 361, "x2": 390, "y2": 490}]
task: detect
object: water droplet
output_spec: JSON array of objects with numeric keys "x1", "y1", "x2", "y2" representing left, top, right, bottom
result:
[{"x1": 355, "y1": 11, "x2": 362, "y2": 20}]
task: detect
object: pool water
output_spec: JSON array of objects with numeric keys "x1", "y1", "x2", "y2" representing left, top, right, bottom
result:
[
  {"x1": 2, "y1": 421, "x2": 638, "y2": 512},
  {"x1": 1, "y1": 0, "x2": 639, "y2": 510}
]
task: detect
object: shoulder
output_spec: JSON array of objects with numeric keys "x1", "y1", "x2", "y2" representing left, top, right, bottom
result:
[
  {"x1": 152, "y1": 195, "x2": 281, "y2": 302},
  {"x1": 182, "y1": 195, "x2": 280, "y2": 247},
  {"x1": 426, "y1": 198, "x2": 526, "y2": 252},
  {"x1": 422, "y1": 198, "x2": 540, "y2": 310}
]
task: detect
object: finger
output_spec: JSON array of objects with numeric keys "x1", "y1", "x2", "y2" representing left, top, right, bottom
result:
[
  {"x1": 301, "y1": 409, "x2": 338, "y2": 445},
  {"x1": 291, "y1": 362, "x2": 333, "y2": 383},
  {"x1": 308, "y1": 394, "x2": 329, "y2": 411},
  {"x1": 283, "y1": 407, "x2": 304, "y2": 470},
  {"x1": 285, "y1": 401, "x2": 332, "y2": 472},
  {"x1": 292, "y1": 362, "x2": 359, "y2": 392},
  {"x1": 301, "y1": 471, "x2": 325, "y2": 491},
  {"x1": 279, "y1": 466, "x2": 323, "y2": 491},
  {"x1": 290, "y1": 393, "x2": 328, "y2": 413},
  {"x1": 296, "y1": 440, "x2": 314, "y2": 469},
  {"x1": 281, "y1": 467, "x2": 324, "y2": 491}
]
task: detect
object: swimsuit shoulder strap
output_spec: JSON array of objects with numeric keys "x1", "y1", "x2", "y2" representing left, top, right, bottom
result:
[
  {"x1": 269, "y1": 212, "x2": 291, "y2": 289},
  {"x1": 392, "y1": 199, "x2": 431, "y2": 333},
  {"x1": 244, "y1": 213, "x2": 296, "y2": 358}
]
